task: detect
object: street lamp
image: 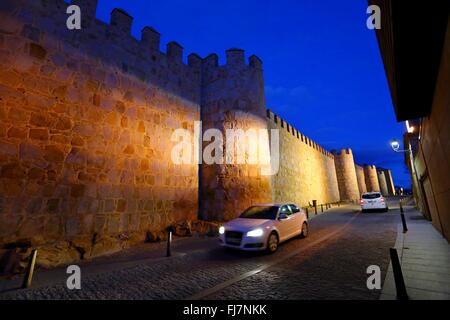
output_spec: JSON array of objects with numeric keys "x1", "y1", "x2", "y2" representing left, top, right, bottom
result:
[
  {"x1": 390, "y1": 139, "x2": 410, "y2": 153},
  {"x1": 390, "y1": 138, "x2": 417, "y2": 199}
]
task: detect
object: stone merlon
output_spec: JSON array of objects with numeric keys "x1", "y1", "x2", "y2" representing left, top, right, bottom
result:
[
  {"x1": 226, "y1": 48, "x2": 245, "y2": 66},
  {"x1": 110, "y1": 8, "x2": 133, "y2": 35},
  {"x1": 72, "y1": 0, "x2": 98, "y2": 20},
  {"x1": 141, "y1": 26, "x2": 161, "y2": 51},
  {"x1": 167, "y1": 41, "x2": 183, "y2": 62}
]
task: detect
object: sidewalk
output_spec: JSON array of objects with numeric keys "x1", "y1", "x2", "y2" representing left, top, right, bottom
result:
[{"x1": 380, "y1": 205, "x2": 450, "y2": 300}]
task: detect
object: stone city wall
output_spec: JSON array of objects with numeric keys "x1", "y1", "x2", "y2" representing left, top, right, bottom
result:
[
  {"x1": 268, "y1": 110, "x2": 340, "y2": 207},
  {"x1": 0, "y1": 0, "x2": 397, "y2": 268},
  {"x1": 0, "y1": 0, "x2": 200, "y2": 265}
]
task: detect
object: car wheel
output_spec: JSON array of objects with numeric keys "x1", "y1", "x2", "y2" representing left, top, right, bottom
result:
[
  {"x1": 300, "y1": 222, "x2": 309, "y2": 238},
  {"x1": 384, "y1": 207, "x2": 389, "y2": 212},
  {"x1": 267, "y1": 232, "x2": 279, "y2": 253}
]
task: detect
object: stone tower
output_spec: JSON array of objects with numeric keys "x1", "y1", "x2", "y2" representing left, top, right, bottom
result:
[
  {"x1": 199, "y1": 49, "x2": 272, "y2": 221},
  {"x1": 377, "y1": 170, "x2": 389, "y2": 196},
  {"x1": 355, "y1": 164, "x2": 367, "y2": 196},
  {"x1": 383, "y1": 169, "x2": 396, "y2": 195},
  {"x1": 333, "y1": 148, "x2": 360, "y2": 201},
  {"x1": 364, "y1": 165, "x2": 381, "y2": 192}
]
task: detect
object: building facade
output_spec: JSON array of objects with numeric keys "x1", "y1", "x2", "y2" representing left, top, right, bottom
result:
[{"x1": 372, "y1": 0, "x2": 450, "y2": 241}]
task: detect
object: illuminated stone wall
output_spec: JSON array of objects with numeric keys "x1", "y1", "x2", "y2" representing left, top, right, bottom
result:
[
  {"x1": 268, "y1": 111, "x2": 340, "y2": 207},
  {"x1": 199, "y1": 51, "x2": 273, "y2": 221},
  {"x1": 0, "y1": 0, "x2": 200, "y2": 263},
  {"x1": 0, "y1": 0, "x2": 399, "y2": 267}
]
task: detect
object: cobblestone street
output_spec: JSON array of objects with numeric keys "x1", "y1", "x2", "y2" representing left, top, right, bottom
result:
[{"x1": 0, "y1": 203, "x2": 398, "y2": 300}]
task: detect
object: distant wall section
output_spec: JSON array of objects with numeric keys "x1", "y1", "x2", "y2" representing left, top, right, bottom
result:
[{"x1": 268, "y1": 110, "x2": 340, "y2": 207}]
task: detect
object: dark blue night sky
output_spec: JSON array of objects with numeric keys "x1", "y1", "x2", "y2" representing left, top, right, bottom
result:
[{"x1": 83, "y1": 0, "x2": 410, "y2": 187}]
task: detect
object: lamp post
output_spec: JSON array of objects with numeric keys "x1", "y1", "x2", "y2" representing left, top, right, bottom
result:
[{"x1": 390, "y1": 139, "x2": 415, "y2": 197}]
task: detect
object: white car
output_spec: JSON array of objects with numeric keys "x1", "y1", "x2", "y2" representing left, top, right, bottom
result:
[
  {"x1": 218, "y1": 204, "x2": 309, "y2": 253},
  {"x1": 360, "y1": 192, "x2": 389, "y2": 212}
]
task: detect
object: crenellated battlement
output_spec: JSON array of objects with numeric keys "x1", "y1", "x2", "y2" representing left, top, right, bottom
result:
[
  {"x1": 0, "y1": 0, "x2": 267, "y2": 110},
  {"x1": 202, "y1": 50, "x2": 264, "y2": 71},
  {"x1": 267, "y1": 109, "x2": 334, "y2": 159},
  {"x1": 3, "y1": 0, "x2": 262, "y2": 76},
  {"x1": 332, "y1": 148, "x2": 353, "y2": 156}
]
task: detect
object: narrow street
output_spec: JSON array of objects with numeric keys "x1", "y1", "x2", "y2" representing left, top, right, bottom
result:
[{"x1": 0, "y1": 201, "x2": 400, "y2": 300}]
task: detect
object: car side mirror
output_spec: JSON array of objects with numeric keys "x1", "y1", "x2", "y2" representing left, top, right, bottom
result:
[{"x1": 278, "y1": 213, "x2": 288, "y2": 220}]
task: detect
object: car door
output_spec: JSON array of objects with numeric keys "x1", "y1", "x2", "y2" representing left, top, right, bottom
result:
[
  {"x1": 277, "y1": 205, "x2": 293, "y2": 241},
  {"x1": 288, "y1": 204, "x2": 303, "y2": 236}
]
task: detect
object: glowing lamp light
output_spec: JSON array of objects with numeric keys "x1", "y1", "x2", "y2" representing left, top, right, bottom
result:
[
  {"x1": 406, "y1": 120, "x2": 414, "y2": 133},
  {"x1": 390, "y1": 140, "x2": 400, "y2": 152}
]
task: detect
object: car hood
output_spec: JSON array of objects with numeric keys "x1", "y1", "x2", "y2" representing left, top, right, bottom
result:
[{"x1": 224, "y1": 218, "x2": 272, "y2": 231}]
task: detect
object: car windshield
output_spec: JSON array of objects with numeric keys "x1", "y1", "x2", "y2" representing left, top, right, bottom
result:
[
  {"x1": 239, "y1": 206, "x2": 278, "y2": 220},
  {"x1": 362, "y1": 193, "x2": 382, "y2": 199}
]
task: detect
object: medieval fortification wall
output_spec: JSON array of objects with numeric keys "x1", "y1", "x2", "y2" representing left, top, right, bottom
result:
[
  {"x1": 0, "y1": 0, "x2": 201, "y2": 263},
  {"x1": 267, "y1": 110, "x2": 340, "y2": 206},
  {"x1": 0, "y1": 0, "x2": 395, "y2": 267}
]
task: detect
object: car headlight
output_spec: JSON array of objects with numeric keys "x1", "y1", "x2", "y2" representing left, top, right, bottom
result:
[
  {"x1": 246, "y1": 228, "x2": 264, "y2": 237},
  {"x1": 219, "y1": 226, "x2": 225, "y2": 234}
]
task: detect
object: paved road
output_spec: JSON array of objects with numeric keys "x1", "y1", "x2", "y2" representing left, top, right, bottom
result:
[{"x1": 0, "y1": 202, "x2": 399, "y2": 300}]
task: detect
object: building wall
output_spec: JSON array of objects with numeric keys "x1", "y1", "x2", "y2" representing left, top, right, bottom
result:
[
  {"x1": 0, "y1": 1, "x2": 200, "y2": 256},
  {"x1": 364, "y1": 165, "x2": 380, "y2": 192},
  {"x1": 355, "y1": 164, "x2": 367, "y2": 196},
  {"x1": 268, "y1": 111, "x2": 340, "y2": 207},
  {"x1": 414, "y1": 19, "x2": 450, "y2": 240},
  {"x1": 333, "y1": 149, "x2": 360, "y2": 201}
]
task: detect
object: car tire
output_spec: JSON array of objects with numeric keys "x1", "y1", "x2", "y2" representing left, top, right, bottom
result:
[
  {"x1": 300, "y1": 222, "x2": 309, "y2": 238},
  {"x1": 266, "y1": 232, "x2": 279, "y2": 253},
  {"x1": 384, "y1": 207, "x2": 389, "y2": 212}
]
